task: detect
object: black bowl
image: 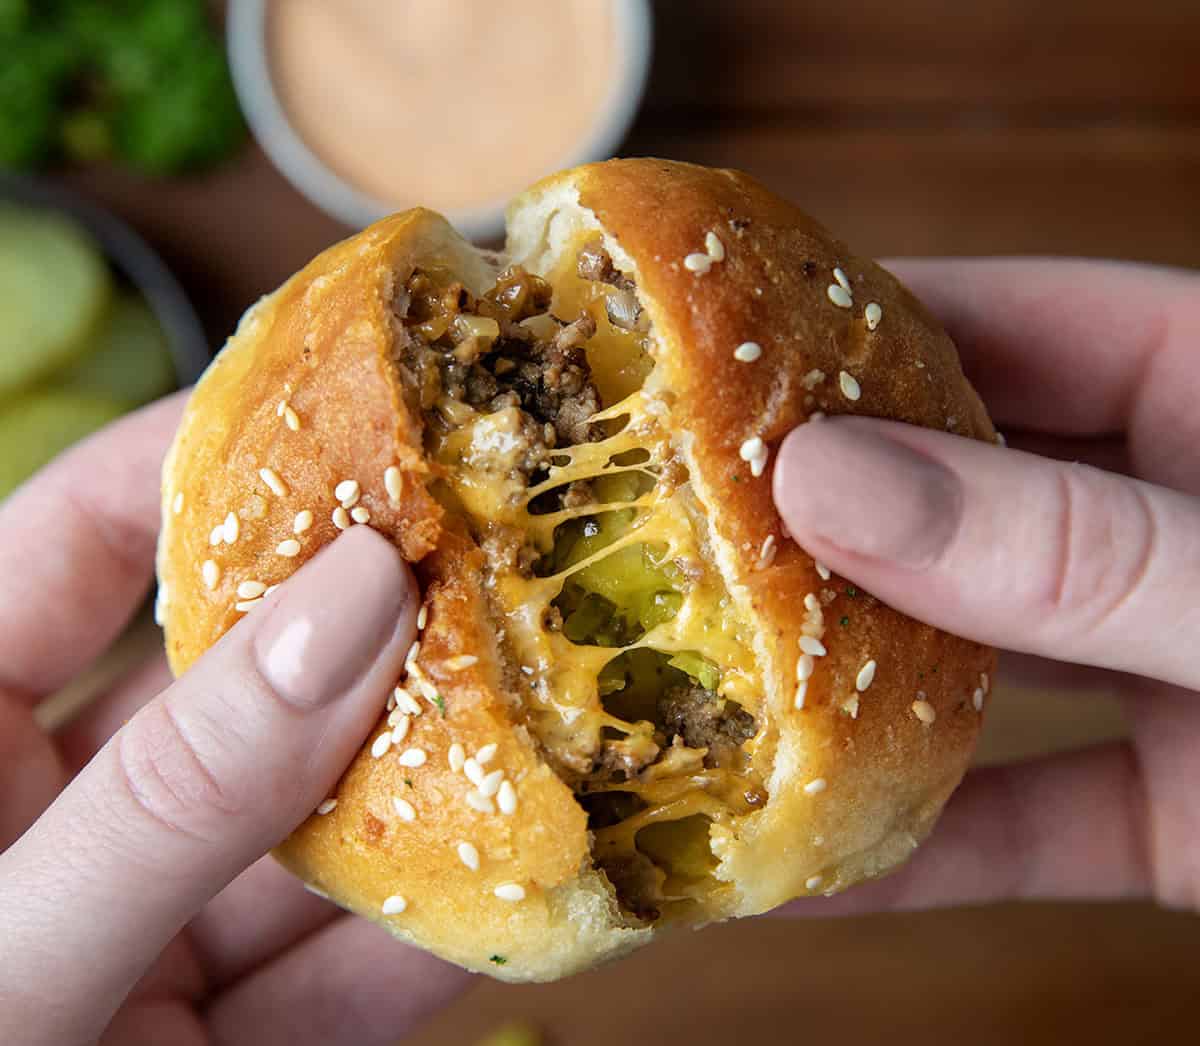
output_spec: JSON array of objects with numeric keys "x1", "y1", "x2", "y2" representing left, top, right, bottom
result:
[{"x1": 0, "y1": 172, "x2": 210, "y2": 388}]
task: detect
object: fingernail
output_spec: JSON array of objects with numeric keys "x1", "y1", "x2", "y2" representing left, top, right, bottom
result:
[
  {"x1": 254, "y1": 527, "x2": 412, "y2": 708},
  {"x1": 773, "y1": 419, "x2": 961, "y2": 568}
]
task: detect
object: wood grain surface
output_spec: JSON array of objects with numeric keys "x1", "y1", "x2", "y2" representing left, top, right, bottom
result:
[{"x1": 54, "y1": 1, "x2": 1200, "y2": 1042}]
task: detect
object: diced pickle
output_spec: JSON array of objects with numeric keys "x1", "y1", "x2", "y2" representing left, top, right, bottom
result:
[{"x1": 667, "y1": 652, "x2": 721, "y2": 691}]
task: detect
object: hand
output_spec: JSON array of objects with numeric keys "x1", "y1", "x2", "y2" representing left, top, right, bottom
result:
[
  {"x1": 0, "y1": 395, "x2": 471, "y2": 1046},
  {"x1": 772, "y1": 258, "x2": 1200, "y2": 914}
]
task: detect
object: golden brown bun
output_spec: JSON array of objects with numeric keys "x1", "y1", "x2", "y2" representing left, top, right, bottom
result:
[{"x1": 158, "y1": 159, "x2": 996, "y2": 982}]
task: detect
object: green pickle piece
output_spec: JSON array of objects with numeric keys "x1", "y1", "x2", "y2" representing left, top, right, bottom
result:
[
  {"x1": 55, "y1": 293, "x2": 176, "y2": 407},
  {"x1": 0, "y1": 391, "x2": 125, "y2": 499},
  {"x1": 0, "y1": 205, "x2": 112, "y2": 397},
  {"x1": 667, "y1": 652, "x2": 721, "y2": 691}
]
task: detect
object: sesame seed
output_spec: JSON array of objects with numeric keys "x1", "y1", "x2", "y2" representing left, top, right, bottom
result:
[
  {"x1": 796, "y1": 653, "x2": 815, "y2": 681},
  {"x1": 172, "y1": 491, "x2": 184, "y2": 515},
  {"x1": 386, "y1": 707, "x2": 405, "y2": 727},
  {"x1": 804, "y1": 778, "x2": 827, "y2": 795},
  {"x1": 457, "y1": 841, "x2": 481, "y2": 871},
  {"x1": 405, "y1": 640, "x2": 421, "y2": 668},
  {"x1": 416, "y1": 605, "x2": 428, "y2": 630},
  {"x1": 351, "y1": 506, "x2": 371, "y2": 524},
  {"x1": 276, "y1": 400, "x2": 286, "y2": 417},
  {"x1": 801, "y1": 369, "x2": 826, "y2": 391},
  {"x1": 466, "y1": 790, "x2": 496, "y2": 814},
  {"x1": 799, "y1": 636, "x2": 827, "y2": 657},
  {"x1": 335, "y1": 479, "x2": 360, "y2": 506},
  {"x1": 316, "y1": 798, "x2": 337, "y2": 815},
  {"x1": 995, "y1": 431, "x2": 1008, "y2": 447},
  {"x1": 209, "y1": 525, "x2": 224, "y2": 546},
  {"x1": 449, "y1": 742, "x2": 466, "y2": 773},
  {"x1": 827, "y1": 284, "x2": 853, "y2": 309},
  {"x1": 497, "y1": 780, "x2": 517, "y2": 815},
  {"x1": 294, "y1": 510, "x2": 313, "y2": 534},
  {"x1": 381, "y1": 894, "x2": 407, "y2": 915},
  {"x1": 804, "y1": 593, "x2": 820, "y2": 613},
  {"x1": 683, "y1": 252, "x2": 712, "y2": 274},
  {"x1": 479, "y1": 769, "x2": 504, "y2": 797},
  {"x1": 234, "y1": 598, "x2": 263, "y2": 613},
  {"x1": 371, "y1": 732, "x2": 393, "y2": 758},
  {"x1": 855, "y1": 659, "x2": 877, "y2": 692},
  {"x1": 912, "y1": 699, "x2": 937, "y2": 724},
  {"x1": 475, "y1": 743, "x2": 499, "y2": 765},
  {"x1": 520, "y1": 665, "x2": 534, "y2": 675},
  {"x1": 463, "y1": 758, "x2": 485, "y2": 787},
  {"x1": 283, "y1": 405, "x2": 301, "y2": 431},
  {"x1": 395, "y1": 688, "x2": 422, "y2": 716},
  {"x1": 494, "y1": 883, "x2": 525, "y2": 902},
  {"x1": 259, "y1": 467, "x2": 288, "y2": 497},
  {"x1": 864, "y1": 302, "x2": 882, "y2": 331},
  {"x1": 806, "y1": 875, "x2": 823, "y2": 890},
  {"x1": 385, "y1": 465, "x2": 402, "y2": 503},
  {"x1": 756, "y1": 535, "x2": 777, "y2": 571},
  {"x1": 391, "y1": 716, "x2": 410, "y2": 745},
  {"x1": 386, "y1": 692, "x2": 396, "y2": 712},
  {"x1": 734, "y1": 341, "x2": 762, "y2": 363},
  {"x1": 237, "y1": 580, "x2": 267, "y2": 600},
  {"x1": 839, "y1": 370, "x2": 862, "y2": 401},
  {"x1": 793, "y1": 681, "x2": 808, "y2": 710},
  {"x1": 415, "y1": 676, "x2": 440, "y2": 702},
  {"x1": 833, "y1": 267, "x2": 851, "y2": 293},
  {"x1": 815, "y1": 561, "x2": 831, "y2": 581},
  {"x1": 201, "y1": 560, "x2": 220, "y2": 590},
  {"x1": 981, "y1": 672, "x2": 990, "y2": 692},
  {"x1": 444, "y1": 654, "x2": 478, "y2": 671},
  {"x1": 392, "y1": 796, "x2": 416, "y2": 822},
  {"x1": 705, "y1": 231, "x2": 725, "y2": 261},
  {"x1": 276, "y1": 538, "x2": 302, "y2": 557},
  {"x1": 739, "y1": 436, "x2": 765, "y2": 461},
  {"x1": 843, "y1": 695, "x2": 860, "y2": 718},
  {"x1": 332, "y1": 506, "x2": 350, "y2": 530},
  {"x1": 397, "y1": 747, "x2": 427, "y2": 768},
  {"x1": 223, "y1": 512, "x2": 240, "y2": 544},
  {"x1": 972, "y1": 688, "x2": 985, "y2": 711}
]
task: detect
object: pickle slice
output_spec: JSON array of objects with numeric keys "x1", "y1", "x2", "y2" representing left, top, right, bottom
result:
[
  {"x1": 56, "y1": 294, "x2": 176, "y2": 407},
  {"x1": 0, "y1": 392, "x2": 125, "y2": 499},
  {"x1": 0, "y1": 205, "x2": 112, "y2": 397}
]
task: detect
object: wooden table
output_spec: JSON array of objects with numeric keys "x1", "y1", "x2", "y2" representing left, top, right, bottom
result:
[{"x1": 57, "y1": 2, "x2": 1200, "y2": 1042}]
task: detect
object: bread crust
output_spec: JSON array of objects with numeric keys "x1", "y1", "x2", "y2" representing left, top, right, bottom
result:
[{"x1": 158, "y1": 159, "x2": 995, "y2": 981}]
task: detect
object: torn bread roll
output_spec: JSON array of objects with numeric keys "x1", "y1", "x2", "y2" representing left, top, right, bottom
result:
[{"x1": 158, "y1": 159, "x2": 996, "y2": 982}]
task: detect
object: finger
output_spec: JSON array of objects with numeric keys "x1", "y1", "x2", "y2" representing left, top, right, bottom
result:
[
  {"x1": 884, "y1": 258, "x2": 1198, "y2": 438},
  {"x1": 1003, "y1": 432, "x2": 1132, "y2": 477},
  {"x1": 206, "y1": 916, "x2": 473, "y2": 1046},
  {"x1": 773, "y1": 417, "x2": 1200, "y2": 688},
  {"x1": 781, "y1": 742, "x2": 1149, "y2": 917},
  {"x1": 0, "y1": 393, "x2": 186, "y2": 702},
  {"x1": 0, "y1": 526, "x2": 417, "y2": 1046}
]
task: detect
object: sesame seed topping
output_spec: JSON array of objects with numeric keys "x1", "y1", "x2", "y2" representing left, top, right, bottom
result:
[
  {"x1": 392, "y1": 796, "x2": 416, "y2": 822},
  {"x1": 449, "y1": 742, "x2": 466, "y2": 773},
  {"x1": 756, "y1": 535, "x2": 777, "y2": 571},
  {"x1": 350, "y1": 506, "x2": 371, "y2": 524},
  {"x1": 444, "y1": 654, "x2": 478, "y2": 671},
  {"x1": 457, "y1": 841, "x2": 481, "y2": 871},
  {"x1": 815, "y1": 561, "x2": 831, "y2": 581},
  {"x1": 209, "y1": 525, "x2": 224, "y2": 546},
  {"x1": 405, "y1": 640, "x2": 421, "y2": 668},
  {"x1": 796, "y1": 653, "x2": 815, "y2": 681},
  {"x1": 293, "y1": 510, "x2": 313, "y2": 534},
  {"x1": 476, "y1": 742, "x2": 498, "y2": 764},
  {"x1": 839, "y1": 370, "x2": 862, "y2": 401},
  {"x1": 683, "y1": 252, "x2": 712, "y2": 274},
  {"x1": 316, "y1": 798, "x2": 337, "y2": 815},
  {"x1": 827, "y1": 284, "x2": 853, "y2": 309},
  {"x1": 806, "y1": 875, "x2": 824, "y2": 891},
  {"x1": 371, "y1": 733, "x2": 393, "y2": 758},
  {"x1": 395, "y1": 687, "x2": 422, "y2": 716},
  {"x1": 801, "y1": 369, "x2": 826, "y2": 391},
  {"x1": 416, "y1": 605, "x2": 428, "y2": 630},
  {"x1": 276, "y1": 400, "x2": 286, "y2": 417},
  {"x1": 739, "y1": 436, "x2": 765, "y2": 461},
  {"x1": 384, "y1": 465, "x2": 402, "y2": 503},
  {"x1": 843, "y1": 694, "x2": 861, "y2": 718},
  {"x1": 466, "y1": 790, "x2": 496, "y2": 814},
  {"x1": 833, "y1": 267, "x2": 851, "y2": 293},
  {"x1": 497, "y1": 780, "x2": 517, "y2": 815},
  {"x1": 172, "y1": 491, "x2": 184, "y2": 515},
  {"x1": 912, "y1": 699, "x2": 937, "y2": 724},
  {"x1": 705, "y1": 231, "x2": 725, "y2": 261},
  {"x1": 793, "y1": 681, "x2": 808, "y2": 710},
  {"x1": 397, "y1": 747, "x2": 427, "y2": 768},
  {"x1": 223, "y1": 512, "x2": 240, "y2": 544},
  {"x1": 381, "y1": 894, "x2": 407, "y2": 915},
  {"x1": 798, "y1": 636, "x2": 827, "y2": 657},
  {"x1": 520, "y1": 665, "x2": 534, "y2": 675},
  {"x1": 972, "y1": 688, "x2": 985, "y2": 711},
  {"x1": 234, "y1": 598, "x2": 263, "y2": 613},
  {"x1": 864, "y1": 302, "x2": 882, "y2": 331},
  {"x1": 981, "y1": 672, "x2": 990, "y2": 692},
  {"x1": 734, "y1": 341, "x2": 762, "y2": 363},
  {"x1": 201, "y1": 560, "x2": 220, "y2": 590},
  {"x1": 332, "y1": 506, "x2": 350, "y2": 530},
  {"x1": 804, "y1": 778, "x2": 827, "y2": 795},
  {"x1": 855, "y1": 659, "x2": 877, "y2": 692},
  {"x1": 463, "y1": 758, "x2": 485, "y2": 787},
  {"x1": 335, "y1": 479, "x2": 360, "y2": 506},
  {"x1": 479, "y1": 769, "x2": 504, "y2": 797},
  {"x1": 995, "y1": 431, "x2": 1007, "y2": 447},
  {"x1": 494, "y1": 883, "x2": 525, "y2": 902},
  {"x1": 391, "y1": 716, "x2": 411, "y2": 745},
  {"x1": 283, "y1": 405, "x2": 301, "y2": 430},
  {"x1": 276, "y1": 538, "x2": 302, "y2": 557},
  {"x1": 259, "y1": 467, "x2": 288, "y2": 497},
  {"x1": 237, "y1": 580, "x2": 267, "y2": 600},
  {"x1": 804, "y1": 593, "x2": 820, "y2": 613},
  {"x1": 386, "y1": 707, "x2": 404, "y2": 727}
]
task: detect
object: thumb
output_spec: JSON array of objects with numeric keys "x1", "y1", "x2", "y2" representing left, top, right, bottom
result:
[{"x1": 0, "y1": 525, "x2": 417, "y2": 1043}]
